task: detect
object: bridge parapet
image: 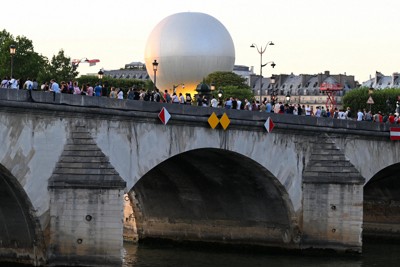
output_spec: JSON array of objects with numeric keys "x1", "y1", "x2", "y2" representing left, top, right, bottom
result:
[{"x1": 0, "y1": 89, "x2": 391, "y2": 138}]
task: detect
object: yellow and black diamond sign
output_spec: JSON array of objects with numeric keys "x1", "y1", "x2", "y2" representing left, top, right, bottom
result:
[{"x1": 208, "y1": 112, "x2": 230, "y2": 130}]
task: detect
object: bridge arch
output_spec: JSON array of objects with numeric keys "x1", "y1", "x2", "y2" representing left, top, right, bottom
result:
[
  {"x1": 364, "y1": 163, "x2": 400, "y2": 239},
  {"x1": 0, "y1": 164, "x2": 45, "y2": 265},
  {"x1": 128, "y1": 148, "x2": 300, "y2": 248}
]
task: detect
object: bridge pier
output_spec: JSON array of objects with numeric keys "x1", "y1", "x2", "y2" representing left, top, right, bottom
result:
[
  {"x1": 301, "y1": 140, "x2": 365, "y2": 252},
  {"x1": 47, "y1": 125, "x2": 126, "y2": 266}
]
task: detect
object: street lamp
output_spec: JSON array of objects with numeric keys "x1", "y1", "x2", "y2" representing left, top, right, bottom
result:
[
  {"x1": 210, "y1": 83, "x2": 215, "y2": 91},
  {"x1": 152, "y1": 59, "x2": 159, "y2": 90},
  {"x1": 218, "y1": 88, "x2": 223, "y2": 99},
  {"x1": 286, "y1": 92, "x2": 291, "y2": 104},
  {"x1": 10, "y1": 44, "x2": 16, "y2": 78},
  {"x1": 98, "y1": 69, "x2": 104, "y2": 80},
  {"x1": 270, "y1": 75, "x2": 277, "y2": 104},
  {"x1": 367, "y1": 87, "x2": 374, "y2": 111},
  {"x1": 368, "y1": 87, "x2": 374, "y2": 95},
  {"x1": 250, "y1": 41, "x2": 275, "y2": 104}
]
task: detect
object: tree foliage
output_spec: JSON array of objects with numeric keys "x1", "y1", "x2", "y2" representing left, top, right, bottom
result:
[
  {"x1": 0, "y1": 29, "x2": 77, "y2": 84},
  {"x1": 41, "y1": 49, "x2": 78, "y2": 83},
  {"x1": 0, "y1": 29, "x2": 46, "y2": 80},
  {"x1": 205, "y1": 71, "x2": 253, "y2": 100},
  {"x1": 212, "y1": 85, "x2": 254, "y2": 101},
  {"x1": 205, "y1": 71, "x2": 250, "y2": 89},
  {"x1": 343, "y1": 87, "x2": 400, "y2": 114},
  {"x1": 76, "y1": 75, "x2": 147, "y2": 95}
]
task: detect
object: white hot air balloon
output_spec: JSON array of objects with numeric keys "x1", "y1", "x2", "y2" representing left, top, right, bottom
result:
[{"x1": 144, "y1": 12, "x2": 235, "y2": 96}]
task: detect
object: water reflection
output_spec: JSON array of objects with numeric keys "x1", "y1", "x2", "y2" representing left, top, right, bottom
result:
[
  {"x1": 1, "y1": 240, "x2": 399, "y2": 266},
  {"x1": 122, "y1": 243, "x2": 361, "y2": 267},
  {"x1": 122, "y1": 240, "x2": 400, "y2": 267}
]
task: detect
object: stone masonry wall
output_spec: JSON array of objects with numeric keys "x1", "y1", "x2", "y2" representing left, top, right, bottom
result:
[{"x1": 48, "y1": 188, "x2": 124, "y2": 266}]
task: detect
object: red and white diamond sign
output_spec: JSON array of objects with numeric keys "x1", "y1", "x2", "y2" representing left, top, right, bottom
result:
[
  {"x1": 264, "y1": 117, "x2": 275, "y2": 133},
  {"x1": 158, "y1": 107, "x2": 171, "y2": 125},
  {"x1": 390, "y1": 127, "x2": 400, "y2": 140}
]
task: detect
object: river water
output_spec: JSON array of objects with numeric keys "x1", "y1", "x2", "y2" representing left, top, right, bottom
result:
[
  {"x1": 2, "y1": 239, "x2": 399, "y2": 266},
  {"x1": 122, "y1": 239, "x2": 400, "y2": 267}
]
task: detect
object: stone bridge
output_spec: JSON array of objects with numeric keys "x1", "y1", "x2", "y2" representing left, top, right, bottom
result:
[{"x1": 0, "y1": 89, "x2": 399, "y2": 266}]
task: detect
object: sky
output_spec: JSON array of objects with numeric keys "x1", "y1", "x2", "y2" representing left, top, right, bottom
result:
[{"x1": 2, "y1": 0, "x2": 400, "y2": 83}]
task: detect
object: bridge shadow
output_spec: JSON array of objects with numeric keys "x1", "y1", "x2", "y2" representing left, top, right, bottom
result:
[
  {"x1": 127, "y1": 148, "x2": 300, "y2": 249},
  {"x1": 364, "y1": 163, "x2": 400, "y2": 240}
]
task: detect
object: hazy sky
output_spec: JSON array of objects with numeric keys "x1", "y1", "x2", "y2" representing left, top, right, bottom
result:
[{"x1": 2, "y1": 0, "x2": 399, "y2": 82}]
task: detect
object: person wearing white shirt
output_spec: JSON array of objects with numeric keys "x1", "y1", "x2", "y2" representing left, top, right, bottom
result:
[
  {"x1": 24, "y1": 78, "x2": 33, "y2": 90},
  {"x1": 305, "y1": 105, "x2": 311, "y2": 116},
  {"x1": 10, "y1": 77, "x2": 19, "y2": 89},
  {"x1": 210, "y1": 96, "x2": 218, "y2": 107},
  {"x1": 357, "y1": 109, "x2": 364, "y2": 121},
  {"x1": 236, "y1": 99, "x2": 242, "y2": 110},
  {"x1": 117, "y1": 89, "x2": 124, "y2": 99}
]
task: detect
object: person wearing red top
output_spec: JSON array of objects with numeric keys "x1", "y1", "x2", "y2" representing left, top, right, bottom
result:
[{"x1": 388, "y1": 113, "x2": 395, "y2": 124}]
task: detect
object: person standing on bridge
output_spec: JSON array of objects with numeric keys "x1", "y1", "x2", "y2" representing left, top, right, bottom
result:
[
  {"x1": 185, "y1": 93, "x2": 192, "y2": 105},
  {"x1": 357, "y1": 109, "x2": 364, "y2": 121},
  {"x1": 117, "y1": 89, "x2": 124, "y2": 99},
  {"x1": 94, "y1": 83, "x2": 102, "y2": 96},
  {"x1": 73, "y1": 81, "x2": 81, "y2": 94},
  {"x1": 23, "y1": 78, "x2": 33, "y2": 90},
  {"x1": 179, "y1": 93, "x2": 185, "y2": 104},
  {"x1": 50, "y1": 79, "x2": 60, "y2": 93},
  {"x1": 1, "y1": 76, "x2": 9, "y2": 88},
  {"x1": 86, "y1": 83, "x2": 94, "y2": 96}
]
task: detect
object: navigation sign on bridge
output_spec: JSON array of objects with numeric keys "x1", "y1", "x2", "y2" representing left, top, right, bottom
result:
[
  {"x1": 158, "y1": 107, "x2": 171, "y2": 125},
  {"x1": 390, "y1": 127, "x2": 400, "y2": 140},
  {"x1": 264, "y1": 117, "x2": 275, "y2": 133}
]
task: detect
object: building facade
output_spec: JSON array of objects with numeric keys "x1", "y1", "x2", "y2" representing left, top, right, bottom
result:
[
  {"x1": 102, "y1": 62, "x2": 150, "y2": 80},
  {"x1": 250, "y1": 71, "x2": 357, "y2": 110},
  {"x1": 362, "y1": 71, "x2": 400, "y2": 89},
  {"x1": 97, "y1": 62, "x2": 358, "y2": 110}
]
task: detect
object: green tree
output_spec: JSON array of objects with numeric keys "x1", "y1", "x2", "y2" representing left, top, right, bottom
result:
[
  {"x1": 205, "y1": 71, "x2": 250, "y2": 89},
  {"x1": 205, "y1": 71, "x2": 253, "y2": 100},
  {"x1": 343, "y1": 87, "x2": 400, "y2": 114},
  {"x1": 0, "y1": 29, "x2": 47, "y2": 80},
  {"x1": 76, "y1": 75, "x2": 147, "y2": 95},
  {"x1": 0, "y1": 29, "x2": 14, "y2": 78},
  {"x1": 213, "y1": 85, "x2": 254, "y2": 101},
  {"x1": 42, "y1": 49, "x2": 78, "y2": 83}
]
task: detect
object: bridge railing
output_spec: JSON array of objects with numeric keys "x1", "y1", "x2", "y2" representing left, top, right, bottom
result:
[{"x1": 0, "y1": 89, "x2": 391, "y2": 138}]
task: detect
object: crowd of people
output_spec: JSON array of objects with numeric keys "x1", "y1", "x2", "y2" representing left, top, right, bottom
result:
[
  {"x1": 191, "y1": 95, "x2": 400, "y2": 124},
  {"x1": 1, "y1": 76, "x2": 399, "y2": 124}
]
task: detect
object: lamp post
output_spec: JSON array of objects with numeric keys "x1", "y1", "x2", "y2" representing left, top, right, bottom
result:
[
  {"x1": 286, "y1": 92, "x2": 291, "y2": 104},
  {"x1": 98, "y1": 69, "x2": 104, "y2": 80},
  {"x1": 368, "y1": 87, "x2": 374, "y2": 112},
  {"x1": 270, "y1": 75, "x2": 277, "y2": 105},
  {"x1": 152, "y1": 59, "x2": 158, "y2": 90},
  {"x1": 218, "y1": 88, "x2": 223, "y2": 99},
  {"x1": 210, "y1": 83, "x2": 215, "y2": 92},
  {"x1": 250, "y1": 41, "x2": 275, "y2": 104},
  {"x1": 10, "y1": 44, "x2": 16, "y2": 78}
]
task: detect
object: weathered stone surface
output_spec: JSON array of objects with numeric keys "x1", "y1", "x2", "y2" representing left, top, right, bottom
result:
[
  {"x1": 0, "y1": 89, "x2": 400, "y2": 265},
  {"x1": 302, "y1": 137, "x2": 364, "y2": 252}
]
